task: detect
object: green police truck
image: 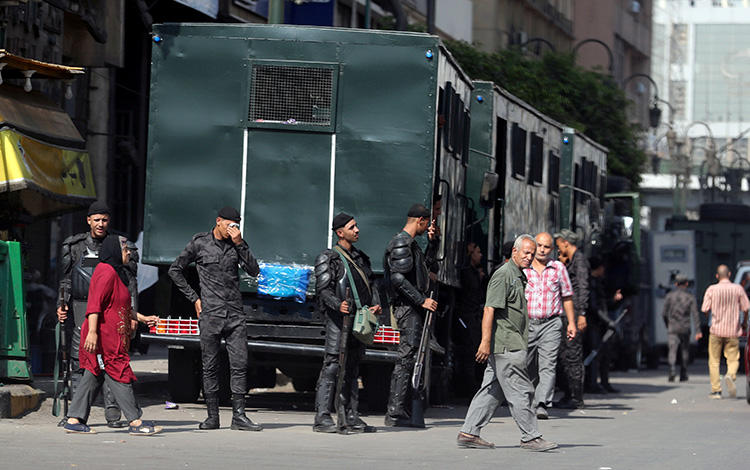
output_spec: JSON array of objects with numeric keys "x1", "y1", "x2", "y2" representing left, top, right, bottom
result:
[
  {"x1": 141, "y1": 24, "x2": 475, "y2": 407},
  {"x1": 141, "y1": 24, "x2": 610, "y2": 407}
]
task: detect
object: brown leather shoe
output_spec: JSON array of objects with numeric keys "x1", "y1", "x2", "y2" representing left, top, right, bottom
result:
[
  {"x1": 520, "y1": 437, "x2": 558, "y2": 452},
  {"x1": 456, "y1": 432, "x2": 495, "y2": 449}
]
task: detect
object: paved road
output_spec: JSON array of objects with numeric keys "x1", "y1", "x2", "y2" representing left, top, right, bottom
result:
[{"x1": 2, "y1": 346, "x2": 747, "y2": 469}]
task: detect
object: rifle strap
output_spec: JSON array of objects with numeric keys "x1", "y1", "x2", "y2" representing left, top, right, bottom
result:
[
  {"x1": 334, "y1": 247, "x2": 363, "y2": 310},
  {"x1": 334, "y1": 245, "x2": 371, "y2": 301}
]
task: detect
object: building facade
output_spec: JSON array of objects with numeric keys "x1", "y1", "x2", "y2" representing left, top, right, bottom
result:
[
  {"x1": 574, "y1": 0, "x2": 653, "y2": 127},
  {"x1": 472, "y1": 0, "x2": 575, "y2": 53}
]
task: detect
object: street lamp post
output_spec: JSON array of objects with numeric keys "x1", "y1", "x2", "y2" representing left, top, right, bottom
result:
[
  {"x1": 622, "y1": 73, "x2": 670, "y2": 129},
  {"x1": 519, "y1": 38, "x2": 557, "y2": 55},
  {"x1": 572, "y1": 38, "x2": 614, "y2": 74}
]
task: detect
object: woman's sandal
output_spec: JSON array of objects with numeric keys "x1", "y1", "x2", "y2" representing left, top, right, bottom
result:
[
  {"x1": 128, "y1": 421, "x2": 163, "y2": 436},
  {"x1": 64, "y1": 422, "x2": 96, "y2": 434}
]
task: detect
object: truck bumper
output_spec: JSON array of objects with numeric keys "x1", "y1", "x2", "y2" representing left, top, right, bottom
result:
[{"x1": 140, "y1": 333, "x2": 398, "y2": 363}]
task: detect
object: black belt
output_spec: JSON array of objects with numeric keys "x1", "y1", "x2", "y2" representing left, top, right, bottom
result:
[{"x1": 529, "y1": 315, "x2": 559, "y2": 325}]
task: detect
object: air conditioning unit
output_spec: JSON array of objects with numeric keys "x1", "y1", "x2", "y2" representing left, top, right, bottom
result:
[
  {"x1": 513, "y1": 30, "x2": 528, "y2": 46},
  {"x1": 630, "y1": 1, "x2": 641, "y2": 14}
]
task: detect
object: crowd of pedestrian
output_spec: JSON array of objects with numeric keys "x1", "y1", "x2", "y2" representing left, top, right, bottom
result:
[{"x1": 53, "y1": 201, "x2": 748, "y2": 448}]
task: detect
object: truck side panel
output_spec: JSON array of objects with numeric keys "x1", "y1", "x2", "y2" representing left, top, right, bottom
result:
[{"x1": 144, "y1": 36, "x2": 249, "y2": 263}]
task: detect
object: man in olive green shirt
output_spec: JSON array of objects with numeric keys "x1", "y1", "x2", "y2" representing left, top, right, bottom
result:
[{"x1": 457, "y1": 235, "x2": 558, "y2": 452}]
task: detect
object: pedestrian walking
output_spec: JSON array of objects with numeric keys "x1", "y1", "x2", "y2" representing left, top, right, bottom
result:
[
  {"x1": 63, "y1": 235, "x2": 160, "y2": 435},
  {"x1": 700, "y1": 265, "x2": 749, "y2": 399},
  {"x1": 56, "y1": 201, "x2": 132, "y2": 427},
  {"x1": 312, "y1": 213, "x2": 381, "y2": 433},
  {"x1": 523, "y1": 232, "x2": 576, "y2": 420},
  {"x1": 553, "y1": 229, "x2": 589, "y2": 409},
  {"x1": 169, "y1": 206, "x2": 263, "y2": 430},
  {"x1": 456, "y1": 235, "x2": 558, "y2": 452},
  {"x1": 662, "y1": 274, "x2": 700, "y2": 382},
  {"x1": 383, "y1": 204, "x2": 438, "y2": 427}
]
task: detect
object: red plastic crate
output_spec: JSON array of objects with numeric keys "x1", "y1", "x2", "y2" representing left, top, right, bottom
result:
[
  {"x1": 149, "y1": 318, "x2": 199, "y2": 336},
  {"x1": 373, "y1": 326, "x2": 400, "y2": 344}
]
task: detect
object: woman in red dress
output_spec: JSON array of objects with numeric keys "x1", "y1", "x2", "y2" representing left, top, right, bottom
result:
[{"x1": 63, "y1": 234, "x2": 161, "y2": 435}]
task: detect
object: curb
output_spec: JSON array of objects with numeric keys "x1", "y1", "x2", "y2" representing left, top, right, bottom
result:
[{"x1": 0, "y1": 385, "x2": 45, "y2": 418}]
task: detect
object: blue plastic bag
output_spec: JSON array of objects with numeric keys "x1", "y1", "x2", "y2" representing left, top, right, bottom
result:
[{"x1": 257, "y1": 263, "x2": 312, "y2": 303}]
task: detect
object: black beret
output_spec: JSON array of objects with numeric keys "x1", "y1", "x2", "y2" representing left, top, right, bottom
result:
[
  {"x1": 331, "y1": 212, "x2": 354, "y2": 231},
  {"x1": 407, "y1": 204, "x2": 430, "y2": 218},
  {"x1": 218, "y1": 206, "x2": 241, "y2": 223},
  {"x1": 87, "y1": 201, "x2": 110, "y2": 216}
]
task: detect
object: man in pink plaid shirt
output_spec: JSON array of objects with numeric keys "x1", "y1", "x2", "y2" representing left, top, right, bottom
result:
[{"x1": 523, "y1": 232, "x2": 577, "y2": 419}]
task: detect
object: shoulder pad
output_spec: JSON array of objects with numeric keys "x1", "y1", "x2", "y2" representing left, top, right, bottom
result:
[
  {"x1": 62, "y1": 232, "x2": 88, "y2": 246},
  {"x1": 314, "y1": 250, "x2": 336, "y2": 291},
  {"x1": 388, "y1": 234, "x2": 414, "y2": 274},
  {"x1": 192, "y1": 231, "x2": 210, "y2": 241}
]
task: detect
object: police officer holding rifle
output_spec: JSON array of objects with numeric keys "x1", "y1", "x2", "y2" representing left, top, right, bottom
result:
[
  {"x1": 383, "y1": 204, "x2": 438, "y2": 427},
  {"x1": 313, "y1": 213, "x2": 381, "y2": 434}
]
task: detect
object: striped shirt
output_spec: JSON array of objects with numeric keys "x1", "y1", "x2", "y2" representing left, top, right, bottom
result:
[
  {"x1": 524, "y1": 260, "x2": 573, "y2": 319},
  {"x1": 700, "y1": 279, "x2": 750, "y2": 338}
]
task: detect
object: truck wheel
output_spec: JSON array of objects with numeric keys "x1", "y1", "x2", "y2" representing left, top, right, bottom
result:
[
  {"x1": 362, "y1": 364, "x2": 393, "y2": 413},
  {"x1": 168, "y1": 348, "x2": 201, "y2": 403}
]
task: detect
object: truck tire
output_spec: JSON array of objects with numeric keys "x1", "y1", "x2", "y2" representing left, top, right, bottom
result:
[
  {"x1": 168, "y1": 348, "x2": 201, "y2": 403},
  {"x1": 362, "y1": 364, "x2": 393, "y2": 412}
]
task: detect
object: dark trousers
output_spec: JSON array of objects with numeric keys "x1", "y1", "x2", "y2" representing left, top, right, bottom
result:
[
  {"x1": 386, "y1": 305, "x2": 423, "y2": 419},
  {"x1": 314, "y1": 317, "x2": 363, "y2": 424},
  {"x1": 559, "y1": 316, "x2": 584, "y2": 402},
  {"x1": 199, "y1": 312, "x2": 248, "y2": 397},
  {"x1": 668, "y1": 332, "x2": 690, "y2": 373},
  {"x1": 584, "y1": 322, "x2": 611, "y2": 388},
  {"x1": 68, "y1": 369, "x2": 142, "y2": 424},
  {"x1": 64, "y1": 302, "x2": 121, "y2": 422}
]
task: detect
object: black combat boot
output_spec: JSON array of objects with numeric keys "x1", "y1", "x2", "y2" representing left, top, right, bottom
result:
[
  {"x1": 348, "y1": 410, "x2": 376, "y2": 433},
  {"x1": 230, "y1": 394, "x2": 263, "y2": 431},
  {"x1": 199, "y1": 396, "x2": 220, "y2": 430}
]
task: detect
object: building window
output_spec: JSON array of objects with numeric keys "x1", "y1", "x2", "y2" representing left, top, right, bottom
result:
[{"x1": 511, "y1": 123, "x2": 527, "y2": 179}]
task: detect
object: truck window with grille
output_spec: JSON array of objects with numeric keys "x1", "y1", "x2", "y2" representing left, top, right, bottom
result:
[
  {"x1": 247, "y1": 62, "x2": 338, "y2": 132},
  {"x1": 528, "y1": 133, "x2": 544, "y2": 185},
  {"x1": 511, "y1": 123, "x2": 527, "y2": 178},
  {"x1": 548, "y1": 151, "x2": 560, "y2": 195}
]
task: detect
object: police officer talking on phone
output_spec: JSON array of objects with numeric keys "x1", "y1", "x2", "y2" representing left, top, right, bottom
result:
[{"x1": 169, "y1": 206, "x2": 262, "y2": 431}]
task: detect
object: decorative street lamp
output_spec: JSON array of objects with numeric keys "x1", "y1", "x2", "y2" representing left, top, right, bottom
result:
[{"x1": 572, "y1": 38, "x2": 614, "y2": 74}]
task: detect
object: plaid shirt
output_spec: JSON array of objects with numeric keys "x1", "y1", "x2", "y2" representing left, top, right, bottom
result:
[{"x1": 523, "y1": 260, "x2": 573, "y2": 319}]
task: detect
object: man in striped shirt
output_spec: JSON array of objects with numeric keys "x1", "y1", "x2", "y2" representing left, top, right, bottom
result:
[
  {"x1": 700, "y1": 265, "x2": 749, "y2": 399},
  {"x1": 523, "y1": 233, "x2": 577, "y2": 419}
]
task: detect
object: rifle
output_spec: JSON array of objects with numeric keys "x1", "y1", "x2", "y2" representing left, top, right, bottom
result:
[
  {"x1": 583, "y1": 304, "x2": 629, "y2": 367},
  {"x1": 335, "y1": 288, "x2": 354, "y2": 435},
  {"x1": 53, "y1": 288, "x2": 72, "y2": 424},
  {"x1": 410, "y1": 290, "x2": 435, "y2": 428}
]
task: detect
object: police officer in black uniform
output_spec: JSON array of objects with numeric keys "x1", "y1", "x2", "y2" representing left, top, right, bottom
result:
[
  {"x1": 554, "y1": 229, "x2": 588, "y2": 409},
  {"x1": 383, "y1": 204, "x2": 439, "y2": 427},
  {"x1": 56, "y1": 201, "x2": 129, "y2": 427},
  {"x1": 169, "y1": 207, "x2": 262, "y2": 431},
  {"x1": 312, "y1": 213, "x2": 381, "y2": 433}
]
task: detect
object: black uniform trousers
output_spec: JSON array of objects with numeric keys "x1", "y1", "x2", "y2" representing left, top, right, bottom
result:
[
  {"x1": 314, "y1": 318, "x2": 364, "y2": 424},
  {"x1": 559, "y1": 315, "x2": 584, "y2": 402},
  {"x1": 386, "y1": 305, "x2": 423, "y2": 419},
  {"x1": 199, "y1": 312, "x2": 247, "y2": 397}
]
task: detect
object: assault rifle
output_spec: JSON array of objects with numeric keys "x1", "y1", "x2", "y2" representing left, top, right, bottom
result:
[
  {"x1": 410, "y1": 291, "x2": 434, "y2": 428},
  {"x1": 334, "y1": 288, "x2": 354, "y2": 434},
  {"x1": 583, "y1": 304, "x2": 630, "y2": 367},
  {"x1": 53, "y1": 287, "x2": 72, "y2": 424}
]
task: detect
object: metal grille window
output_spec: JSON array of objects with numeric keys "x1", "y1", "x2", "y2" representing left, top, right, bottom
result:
[{"x1": 248, "y1": 62, "x2": 337, "y2": 132}]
